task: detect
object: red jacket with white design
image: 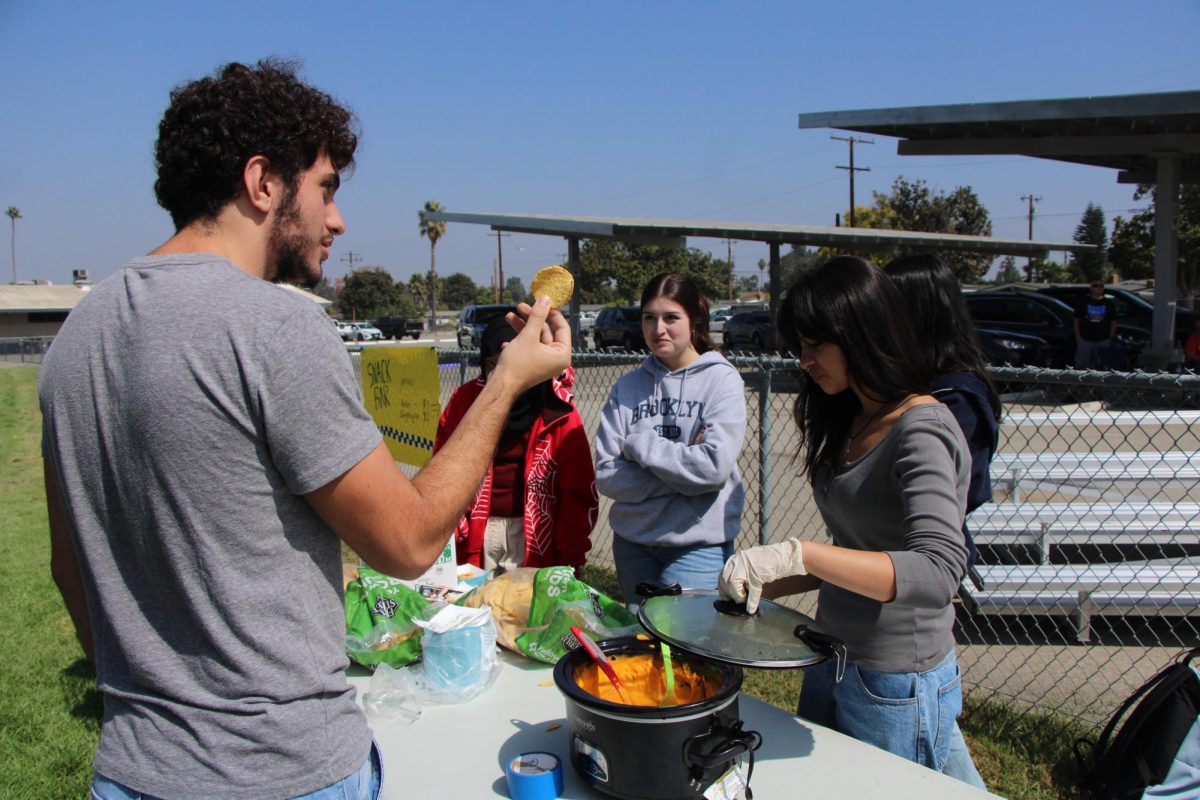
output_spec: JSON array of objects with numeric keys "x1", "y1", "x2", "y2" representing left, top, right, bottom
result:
[{"x1": 433, "y1": 368, "x2": 597, "y2": 571}]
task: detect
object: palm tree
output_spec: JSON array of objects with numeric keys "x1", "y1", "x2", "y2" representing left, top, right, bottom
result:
[
  {"x1": 6, "y1": 207, "x2": 21, "y2": 284},
  {"x1": 418, "y1": 201, "x2": 446, "y2": 326}
]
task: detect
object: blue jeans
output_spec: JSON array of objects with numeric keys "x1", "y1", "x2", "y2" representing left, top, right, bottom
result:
[
  {"x1": 91, "y1": 741, "x2": 383, "y2": 800},
  {"x1": 798, "y1": 649, "x2": 972, "y2": 778},
  {"x1": 612, "y1": 536, "x2": 732, "y2": 608}
]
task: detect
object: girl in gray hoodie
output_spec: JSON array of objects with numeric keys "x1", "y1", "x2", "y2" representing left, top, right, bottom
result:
[{"x1": 595, "y1": 273, "x2": 746, "y2": 605}]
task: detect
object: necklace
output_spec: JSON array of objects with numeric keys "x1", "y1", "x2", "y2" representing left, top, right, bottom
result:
[{"x1": 842, "y1": 400, "x2": 892, "y2": 462}]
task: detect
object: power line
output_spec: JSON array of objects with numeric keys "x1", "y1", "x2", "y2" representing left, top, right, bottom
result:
[
  {"x1": 832, "y1": 135, "x2": 873, "y2": 227},
  {"x1": 489, "y1": 231, "x2": 511, "y2": 302},
  {"x1": 1019, "y1": 194, "x2": 1042, "y2": 280},
  {"x1": 340, "y1": 251, "x2": 363, "y2": 273}
]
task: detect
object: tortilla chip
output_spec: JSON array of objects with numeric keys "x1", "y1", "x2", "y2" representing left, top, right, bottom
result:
[{"x1": 530, "y1": 265, "x2": 574, "y2": 308}]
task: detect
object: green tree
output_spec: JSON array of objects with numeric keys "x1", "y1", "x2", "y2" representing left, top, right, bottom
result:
[
  {"x1": 1028, "y1": 257, "x2": 1071, "y2": 284},
  {"x1": 504, "y1": 276, "x2": 526, "y2": 304},
  {"x1": 994, "y1": 256, "x2": 1022, "y2": 285},
  {"x1": 859, "y1": 177, "x2": 994, "y2": 282},
  {"x1": 418, "y1": 201, "x2": 446, "y2": 322},
  {"x1": 441, "y1": 272, "x2": 478, "y2": 308},
  {"x1": 337, "y1": 267, "x2": 400, "y2": 320},
  {"x1": 778, "y1": 246, "x2": 822, "y2": 289},
  {"x1": 1070, "y1": 203, "x2": 1108, "y2": 283},
  {"x1": 1109, "y1": 185, "x2": 1200, "y2": 308},
  {"x1": 311, "y1": 276, "x2": 336, "y2": 301},
  {"x1": 577, "y1": 239, "x2": 726, "y2": 304},
  {"x1": 6, "y1": 206, "x2": 21, "y2": 284},
  {"x1": 407, "y1": 273, "x2": 428, "y2": 309}
]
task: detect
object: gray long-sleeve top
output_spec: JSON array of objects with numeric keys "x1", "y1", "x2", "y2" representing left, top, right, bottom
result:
[{"x1": 812, "y1": 403, "x2": 970, "y2": 672}]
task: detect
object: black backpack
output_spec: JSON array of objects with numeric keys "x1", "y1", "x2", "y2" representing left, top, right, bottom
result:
[{"x1": 1074, "y1": 646, "x2": 1200, "y2": 799}]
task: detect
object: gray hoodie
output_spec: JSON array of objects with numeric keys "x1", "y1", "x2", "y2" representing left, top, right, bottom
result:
[{"x1": 594, "y1": 350, "x2": 746, "y2": 547}]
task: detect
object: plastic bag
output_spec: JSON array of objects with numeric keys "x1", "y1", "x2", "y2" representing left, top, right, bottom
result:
[
  {"x1": 457, "y1": 566, "x2": 640, "y2": 664},
  {"x1": 344, "y1": 566, "x2": 430, "y2": 669},
  {"x1": 407, "y1": 602, "x2": 501, "y2": 703},
  {"x1": 362, "y1": 663, "x2": 422, "y2": 727}
]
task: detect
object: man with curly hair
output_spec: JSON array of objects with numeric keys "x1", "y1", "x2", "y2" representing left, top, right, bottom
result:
[{"x1": 39, "y1": 60, "x2": 571, "y2": 799}]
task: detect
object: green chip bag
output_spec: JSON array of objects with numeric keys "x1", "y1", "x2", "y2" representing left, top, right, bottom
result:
[
  {"x1": 458, "y1": 566, "x2": 639, "y2": 664},
  {"x1": 344, "y1": 566, "x2": 430, "y2": 669}
]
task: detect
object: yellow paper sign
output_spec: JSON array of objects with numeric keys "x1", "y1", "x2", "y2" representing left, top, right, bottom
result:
[{"x1": 360, "y1": 347, "x2": 439, "y2": 467}]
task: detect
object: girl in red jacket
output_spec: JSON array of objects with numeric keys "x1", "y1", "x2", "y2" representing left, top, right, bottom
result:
[{"x1": 434, "y1": 316, "x2": 597, "y2": 574}]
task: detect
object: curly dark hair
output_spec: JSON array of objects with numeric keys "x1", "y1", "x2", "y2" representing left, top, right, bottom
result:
[{"x1": 154, "y1": 58, "x2": 358, "y2": 231}]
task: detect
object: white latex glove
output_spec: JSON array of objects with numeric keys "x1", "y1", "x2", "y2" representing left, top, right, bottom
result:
[{"x1": 718, "y1": 539, "x2": 807, "y2": 614}]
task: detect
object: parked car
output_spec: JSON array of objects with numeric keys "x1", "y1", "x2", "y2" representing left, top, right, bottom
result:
[
  {"x1": 345, "y1": 321, "x2": 384, "y2": 341},
  {"x1": 975, "y1": 327, "x2": 1051, "y2": 368},
  {"x1": 1035, "y1": 284, "x2": 1196, "y2": 346},
  {"x1": 456, "y1": 304, "x2": 518, "y2": 348},
  {"x1": 374, "y1": 315, "x2": 424, "y2": 340},
  {"x1": 592, "y1": 306, "x2": 644, "y2": 351},
  {"x1": 577, "y1": 310, "x2": 598, "y2": 334},
  {"x1": 709, "y1": 307, "x2": 734, "y2": 334},
  {"x1": 331, "y1": 319, "x2": 358, "y2": 341},
  {"x1": 964, "y1": 290, "x2": 1148, "y2": 368},
  {"x1": 722, "y1": 311, "x2": 779, "y2": 351}
]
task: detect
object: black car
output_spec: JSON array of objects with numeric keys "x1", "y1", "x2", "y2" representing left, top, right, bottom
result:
[
  {"x1": 1036, "y1": 284, "x2": 1196, "y2": 346},
  {"x1": 964, "y1": 290, "x2": 1148, "y2": 368},
  {"x1": 975, "y1": 327, "x2": 1051, "y2": 368},
  {"x1": 456, "y1": 304, "x2": 518, "y2": 348},
  {"x1": 592, "y1": 306, "x2": 644, "y2": 351},
  {"x1": 722, "y1": 311, "x2": 778, "y2": 351},
  {"x1": 373, "y1": 315, "x2": 424, "y2": 340}
]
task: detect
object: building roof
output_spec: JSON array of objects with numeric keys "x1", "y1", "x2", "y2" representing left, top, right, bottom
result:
[
  {"x1": 0, "y1": 281, "x2": 331, "y2": 312},
  {"x1": 0, "y1": 283, "x2": 94, "y2": 312},
  {"x1": 797, "y1": 90, "x2": 1200, "y2": 184},
  {"x1": 428, "y1": 211, "x2": 1088, "y2": 257}
]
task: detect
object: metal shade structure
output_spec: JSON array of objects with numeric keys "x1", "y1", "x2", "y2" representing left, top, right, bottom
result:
[
  {"x1": 425, "y1": 211, "x2": 1089, "y2": 334},
  {"x1": 798, "y1": 90, "x2": 1200, "y2": 361}
]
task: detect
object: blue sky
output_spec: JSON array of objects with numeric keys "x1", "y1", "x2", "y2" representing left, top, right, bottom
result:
[{"x1": 2, "y1": 1, "x2": 1198, "y2": 289}]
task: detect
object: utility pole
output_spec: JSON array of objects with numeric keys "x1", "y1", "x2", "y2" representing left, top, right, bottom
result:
[
  {"x1": 832, "y1": 135, "x2": 873, "y2": 227},
  {"x1": 1020, "y1": 194, "x2": 1042, "y2": 281},
  {"x1": 340, "y1": 251, "x2": 362, "y2": 273},
  {"x1": 726, "y1": 239, "x2": 736, "y2": 300},
  {"x1": 489, "y1": 231, "x2": 510, "y2": 303}
]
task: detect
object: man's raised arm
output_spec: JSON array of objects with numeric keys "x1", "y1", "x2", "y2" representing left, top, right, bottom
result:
[{"x1": 305, "y1": 297, "x2": 571, "y2": 578}]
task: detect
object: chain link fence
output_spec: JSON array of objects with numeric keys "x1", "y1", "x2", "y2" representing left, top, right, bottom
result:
[
  {"x1": 416, "y1": 347, "x2": 1200, "y2": 730},
  {"x1": 0, "y1": 336, "x2": 52, "y2": 365}
]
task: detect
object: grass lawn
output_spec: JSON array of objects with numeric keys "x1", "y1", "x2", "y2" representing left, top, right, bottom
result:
[
  {"x1": 2, "y1": 365, "x2": 1088, "y2": 799},
  {"x1": 1, "y1": 367, "x2": 99, "y2": 799}
]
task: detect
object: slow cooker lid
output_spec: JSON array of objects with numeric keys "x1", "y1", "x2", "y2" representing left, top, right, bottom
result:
[{"x1": 637, "y1": 589, "x2": 828, "y2": 669}]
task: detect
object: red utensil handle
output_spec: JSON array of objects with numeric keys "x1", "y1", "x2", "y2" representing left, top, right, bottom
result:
[{"x1": 570, "y1": 625, "x2": 623, "y2": 688}]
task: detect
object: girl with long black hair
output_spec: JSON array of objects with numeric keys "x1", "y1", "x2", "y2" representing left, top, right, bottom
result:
[{"x1": 719, "y1": 255, "x2": 977, "y2": 783}]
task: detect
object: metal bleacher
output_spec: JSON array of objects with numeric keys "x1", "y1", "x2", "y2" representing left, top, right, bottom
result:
[{"x1": 962, "y1": 448, "x2": 1200, "y2": 641}]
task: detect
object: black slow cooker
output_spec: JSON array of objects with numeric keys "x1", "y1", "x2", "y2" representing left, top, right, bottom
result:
[{"x1": 553, "y1": 585, "x2": 844, "y2": 800}]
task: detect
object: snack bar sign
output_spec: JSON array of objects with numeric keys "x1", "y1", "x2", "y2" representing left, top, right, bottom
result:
[{"x1": 360, "y1": 346, "x2": 439, "y2": 468}]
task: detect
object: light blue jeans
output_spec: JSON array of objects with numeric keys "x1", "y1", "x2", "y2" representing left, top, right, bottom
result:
[
  {"x1": 798, "y1": 648, "x2": 983, "y2": 786},
  {"x1": 612, "y1": 536, "x2": 733, "y2": 607},
  {"x1": 91, "y1": 741, "x2": 383, "y2": 800}
]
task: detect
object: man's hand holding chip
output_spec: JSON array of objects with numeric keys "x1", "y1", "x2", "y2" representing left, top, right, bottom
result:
[{"x1": 491, "y1": 296, "x2": 572, "y2": 394}]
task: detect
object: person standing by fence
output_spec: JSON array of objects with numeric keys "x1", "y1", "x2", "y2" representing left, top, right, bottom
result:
[
  {"x1": 884, "y1": 252, "x2": 996, "y2": 788},
  {"x1": 595, "y1": 272, "x2": 746, "y2": 605},
  {"x1": 718, "y1": 256, "x2": 976, "y2": 784},
  {"x1": 1074, "y1": 280, "x2": 1118, "y2": 369},
  {"x1": 434, "y1": 315, "x2": 597, "y2": 575}
]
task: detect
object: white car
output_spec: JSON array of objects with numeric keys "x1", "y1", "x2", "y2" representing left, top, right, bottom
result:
[
  {"x1": 578, "y1": 310, "x2": 598, "y2": 334},
  {"x1": 709, "y1": 307, "x2": 734, "y2": 333},
  {"x1": 345, "y1": 321, "x2": 384, "y2": 341}
]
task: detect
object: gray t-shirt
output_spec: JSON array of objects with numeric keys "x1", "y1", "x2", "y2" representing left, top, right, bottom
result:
[
  {"x1": 812, "y1": 403, "x2": 969, "y2": 673},
  {"x1": 39, "y1": 254, "x2": 382, "y2": 799}
]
